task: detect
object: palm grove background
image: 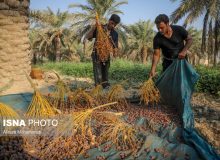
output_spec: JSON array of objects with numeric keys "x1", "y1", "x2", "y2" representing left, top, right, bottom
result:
[{"x1": 28, "y1": 0, "x2": 220, "y2": 66}]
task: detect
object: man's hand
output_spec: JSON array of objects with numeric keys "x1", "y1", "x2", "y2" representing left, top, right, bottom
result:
[
  {"x1": 178, "y1": 51, "x2": 186, "y2": 59},
  {"x1": 149, "y1": 70, "x2": 156, "y2": 78},
  {"x1": 178, "y1": 34, "x2": 192, "y2": 59}
]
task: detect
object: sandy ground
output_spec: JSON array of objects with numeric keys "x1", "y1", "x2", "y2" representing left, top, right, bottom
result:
[{"x1": 0, "y1": 71, "x2": 93, "y2": 95}]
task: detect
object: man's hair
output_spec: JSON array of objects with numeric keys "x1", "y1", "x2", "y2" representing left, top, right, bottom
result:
[
  {"x1": 155, "y1": 14, "x2": 169, "y2": 24},
  {"x1": 109, "y1": 14, "x2": 121, "y2": 24}
]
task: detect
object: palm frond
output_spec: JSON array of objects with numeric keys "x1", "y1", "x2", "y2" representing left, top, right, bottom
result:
[
  {"x1": 112, "y1": 0, "x2": 128, "y2": 8},
  {"x1": 183, "y1": 5, "x2": 205, "y2": 26},
  {"x1": 170, "y1": 0, "x2": 198, "y2": 23},
  {"x1": 69, "y1": 4, "x2": 93, "y2": 11}
]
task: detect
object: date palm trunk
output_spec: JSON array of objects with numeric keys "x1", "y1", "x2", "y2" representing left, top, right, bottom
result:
[{"x1": 0, "y1": 0, "x2": 31, "y2": 94}]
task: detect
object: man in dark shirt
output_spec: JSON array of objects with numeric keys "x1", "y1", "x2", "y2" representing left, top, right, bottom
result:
[
  {"x1": 149, "y1": 14, "x2": 193, "y2": 77},
  {"x1": 84, "y1": 14, "x2": 120, "y2": 88}
]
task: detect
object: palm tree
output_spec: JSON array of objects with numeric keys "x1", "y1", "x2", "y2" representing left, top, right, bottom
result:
[
  {"x1": 29, "y1": 29, "x2": 45, "y2": 64},
  {"x1": 187, "y1": 27, "x2": 202, "y2": 65},
  {"x1": 61, "y1": 30, "x2": 94, "y2": 62},
  {"x1": 170, "y1": 0, "x2": 220, "y2": 66},
  {"x1": 117, "y1": 31, "x2": 131, "y2": 58},
  {"x1": 207, "y1": 20, "x2": 214, "y2": 65},
  {"x1": 213, "y1": 13, "x2": 220, "y2": 65},
  {"x1": 30, "y1": 8, "x2": 71, "y2": 61},
  {"x1": 127, "y1": 20, "x2": 155, "y2": 64},
  {"x1": 0, "y1": 0, "x2": 31, "y2": 92},
  {"x1": 69, "y1": 0, "x2": 128, "y2": 37}
]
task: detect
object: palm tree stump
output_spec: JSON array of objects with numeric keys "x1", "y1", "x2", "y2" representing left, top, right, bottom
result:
[{"x1": 0, "y1": 0, "x2": 32, "y2": 94}]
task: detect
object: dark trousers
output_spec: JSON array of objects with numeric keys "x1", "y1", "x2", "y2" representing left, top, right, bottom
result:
[
  {"x1": 162, "y1": 59, "x2": 173, "y2": 72},
  {"x1": 92, "y1": 53, "x2": 110, "y2": 88},
  {"x1": 162, "y1": 56, "x2": 188, "y2": 72}
]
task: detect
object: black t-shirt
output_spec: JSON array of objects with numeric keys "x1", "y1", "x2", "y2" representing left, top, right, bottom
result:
[
  {"x1": 153, "y1": 25, "x2": 188, "y2": 59},
  {"x1": 92, "y1": 24, "x2": 118, "y2": 50}
]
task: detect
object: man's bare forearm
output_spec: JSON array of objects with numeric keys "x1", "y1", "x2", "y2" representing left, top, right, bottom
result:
[
  {"x1": 151, "y1": 50, "x2": 160, "y2": 72},
  {"x1": 181, "y1": 35, "x2": 193, "y2": 54},
  {"x1": 149, "y1": 51, "x2": 160, "y2": 77},
  {"x1": 151, "y1": 54, "x2": 160, "y2": 71},
  {"x1": 85, "y1": 25, "x2": 96, "y2": 41}
]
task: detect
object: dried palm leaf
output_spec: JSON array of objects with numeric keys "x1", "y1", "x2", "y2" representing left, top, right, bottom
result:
[
  {"x1": 26, "y1": 90, "x2": 57, "y2": 118},
  {"x1": 139, "y1": 78, "x2": 160, "y2": 105},
  {"x1": 98, "y1": 113, "x2": 138, "y2": 151},
  {"x1": 0, "y1": 79, "x2": 19, "y2": 119},
  {"x1": 56, "y1": 102, "x2": 117, "y2": 137},
  {"x1": 108, "y1": 84, "x2": 124, "y2": 101},
  {"x1": 71, "y1": 88, "x2": 95, "y2": 108},
  {"x1": 90, "y1": 84, "x2": 103, "y2": 98},
  {"x1": 107, "y1": 82, "x2": 128, "y2": 109},
  {"x1": 0, "y1": 102, "x2": 19, "y2": 119},
  {"x1": 51, "y1": 71, "x2": 70, "y2": 110},
  {"x1": 25, "y1": 72, "x2": 57, "y2": 118}
]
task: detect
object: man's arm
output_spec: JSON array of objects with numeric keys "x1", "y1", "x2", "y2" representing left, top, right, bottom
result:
[
  {"x1": 149, "y1": 49, "x2": 161, "y2": 77},
  {"x1": 178, "y1": 34, "x2": 193, "y2": 59},
  {"x1": 84, "y1": 25, "x2": 96, "y2": 42}
]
